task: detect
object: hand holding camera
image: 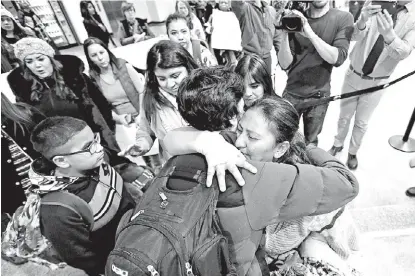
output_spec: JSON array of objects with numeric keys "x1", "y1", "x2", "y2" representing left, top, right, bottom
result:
[
  {"x1": 376, "y1": 9, "x2": 396, "y2": 43},
  {"x1": 289, "y1": 10, "x2": 316, "y2": 39}
]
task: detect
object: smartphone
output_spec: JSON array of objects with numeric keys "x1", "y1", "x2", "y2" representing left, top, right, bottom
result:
[{"x1": 371, "y1": 1, "x2": 397, "y2": 15}]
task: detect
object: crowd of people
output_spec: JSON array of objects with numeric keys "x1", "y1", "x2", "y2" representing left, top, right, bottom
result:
[{"x1": 1, "y1": 0, "x2": 414, "y2": 276}]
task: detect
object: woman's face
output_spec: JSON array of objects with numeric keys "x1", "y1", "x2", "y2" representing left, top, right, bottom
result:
[
  {"x1": 87, "y1": 43, "x2": 110, "y2": 69},
  {"x1": 177, "y1": 1, "x2": 189, "y2": 16},
  {"x1": 87, "y1": 3, "x2": 96, "y2": 15},
  {"x1": 1, "y1": 16, "x2": 14, "y2": 32},
  {"x1": 154, "y1": 66, "x2": 188, "y2": 96},
  {"x1": 124, "y1": 7, "x2": 136, "y2": 22},
  {"x1": 24, "y1": 16, "x2": 35, "y2": 28},
  {"x1": 243, "y1": 75, "x2": 265, "y2": 107},
  {"x1": 168, "y1": 19, "x2": 191, "y2": 50},
  {"x1": 218, "y1": 0, "x2": 230, "y2": 11},
  {"x1": 24, "y1": 54, "x2": 54, "y2": 79},
  {"x1": 235, "y1": 108, "x2": 277, "y2": 162}
]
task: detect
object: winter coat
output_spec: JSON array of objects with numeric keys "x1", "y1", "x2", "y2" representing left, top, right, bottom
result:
[
  {"x1": 83, "y1": 15, "x2": 110, "y2": 45},
  {"x1": 7, "y1": 55, "x2": 119, "y2": 152}
]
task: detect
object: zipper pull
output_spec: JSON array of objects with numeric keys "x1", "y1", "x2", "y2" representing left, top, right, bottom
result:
[
  {"x1": 130, "y1": 209, "x2": 144, "y2": 221},
  {"x1": 159, "y1": 192, "x2": 168, "y2": 209},
  {"x1": 147, "y1": 265, "x2": 160, "y2": 276},
  {"x1": 185, "y1": 262, "x2": 194, "y2": 276}
]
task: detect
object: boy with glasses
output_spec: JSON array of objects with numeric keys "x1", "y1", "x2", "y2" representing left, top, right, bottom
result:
[{"x1": 21, "y1": 116, "x2": 152, "y2": 274}]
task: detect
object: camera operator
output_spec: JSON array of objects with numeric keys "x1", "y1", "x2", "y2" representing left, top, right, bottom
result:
[
  {"x1": 274, "y1": 0, "x2": 354, "y2": 146},
  {"x1": 329, "y1": 0, "x2": 415, "y2": 170}
]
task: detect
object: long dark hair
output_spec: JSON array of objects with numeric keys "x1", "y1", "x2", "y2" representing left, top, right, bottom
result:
[
  {"x1": 83, "y1": 37, "x2": 119, "y2": 75},
  {"x1": 1, "y1": 93, "x2": 45, "y2": 136},
  {"x1": 235, "y1": 54, "x2": 274, "y2": 99},
  {"x1": 143, "y1": 40, "x2": 198, "y2": 123},
  {"x1": 250, "y1": 97, "x2": 310, "y2": 165},
  {"x1": 80, "y1": 0, "x2": 102, "y2": 22},
  {"x1": 175, "y1": 0, "x2": 194, "y2": 30},
  {"x1": 22, "y1": 56, "x2": 78, "y2": 102},
  {"x1": 1, "y1": 16, "x2": 27, "y2": 40}
]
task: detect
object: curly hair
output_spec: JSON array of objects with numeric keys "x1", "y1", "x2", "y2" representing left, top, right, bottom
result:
[{"x1": 22, "y1": 57, "x2": 78, "y2": 102}]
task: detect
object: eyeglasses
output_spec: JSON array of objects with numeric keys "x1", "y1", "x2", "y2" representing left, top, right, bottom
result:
[{"x1": 52, "y1": 133, "x2": 102, "y2": 159}]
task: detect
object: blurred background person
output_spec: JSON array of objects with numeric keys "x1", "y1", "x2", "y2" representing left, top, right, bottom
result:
[
  {"x1": 205, "y1": 0, "x2": 241, "y2": 66},
  {"x1": 176, "y1": 0, "x2": 206, "y2": 42},
  {"x1": 193, "y1": 0, "x2": 208, "y2": 24},
  {"x1": 1, "y1": 8, "x2": 35, "y2": 72},
  {"x1": 118, "y1": 1, "x2": 155, "y2": 46},
  {"x1": 80, "y1": 0, "x2": 112, "y2": 47},
  {"x1": 231, "y1": 0, "x2": 278, "y2": 75},
  {"x1": 166, "y1": 13, "x2": 217, "y2": 67}
]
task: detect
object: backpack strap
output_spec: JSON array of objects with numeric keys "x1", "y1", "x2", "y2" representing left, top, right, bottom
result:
[
  {"x1": 41, "y1": 191, "x2": 94, "y2": 231},
  {"x1": 191, "y1": 39, "x2": 202, "y2": 65}
]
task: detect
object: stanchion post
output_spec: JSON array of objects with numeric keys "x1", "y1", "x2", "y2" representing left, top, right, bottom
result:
[{"x1": 389, "y1": 107, "x2": 415, "y2": 152}]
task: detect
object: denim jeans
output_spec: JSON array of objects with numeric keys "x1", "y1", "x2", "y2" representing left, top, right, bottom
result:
[{"x1": 283, "y1": 91, "x2": 330, "y2": 146}]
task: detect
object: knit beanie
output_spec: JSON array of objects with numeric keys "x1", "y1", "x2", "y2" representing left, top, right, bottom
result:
[
  {"x1": 1, "y1": 8, "x2": 15, "y2": 21},
  {"x1": 14, "y1": 37, "x2": 55, "y2": 62}
]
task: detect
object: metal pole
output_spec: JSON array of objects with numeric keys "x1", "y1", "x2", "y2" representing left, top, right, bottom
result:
[{"x1": 389, "y1": 107, "x2": 415, "y2": 152}]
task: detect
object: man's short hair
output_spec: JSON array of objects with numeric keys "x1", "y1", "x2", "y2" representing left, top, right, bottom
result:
[
  {"x1": 177, "y1": 66, "x2": 244, "y2": 131},
  {"x1": 31, "y1": 116, "x2": 88, "y2": 159}
]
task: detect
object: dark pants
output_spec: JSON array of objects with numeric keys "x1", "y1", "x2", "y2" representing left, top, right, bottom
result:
[{"x1": 283, "y1": 91, "x2": 329, "y2": 146}]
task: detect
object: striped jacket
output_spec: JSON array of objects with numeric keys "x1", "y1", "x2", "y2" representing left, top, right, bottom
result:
[{"x1": 30, "y1": 157, "x2": 151, "y2": 275}]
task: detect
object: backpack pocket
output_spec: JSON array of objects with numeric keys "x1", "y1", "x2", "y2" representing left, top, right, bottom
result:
[
  {"x1": 106, "y1": 248, "x2": 158, "y2": 276},
  {"x1": 191, "y1": 234, "x2": 236, "y2": 276}
]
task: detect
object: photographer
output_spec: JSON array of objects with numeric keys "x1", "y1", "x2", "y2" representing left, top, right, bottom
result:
[
  {"x1": 274, "y1": 0, "x2": 354, "y2": 146},
  {"x1": 329, "y1": 0, "x2": 415, "y2": 170}
]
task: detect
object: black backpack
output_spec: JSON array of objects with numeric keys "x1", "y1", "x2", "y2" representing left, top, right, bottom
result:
[{"x1": 106, "y1": 155, "x2": 236, "y2": 276}]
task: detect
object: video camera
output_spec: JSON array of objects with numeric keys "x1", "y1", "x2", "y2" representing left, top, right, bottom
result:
[{"x1": 279, "y1": 1, "x2": 309, "y2": 32}]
